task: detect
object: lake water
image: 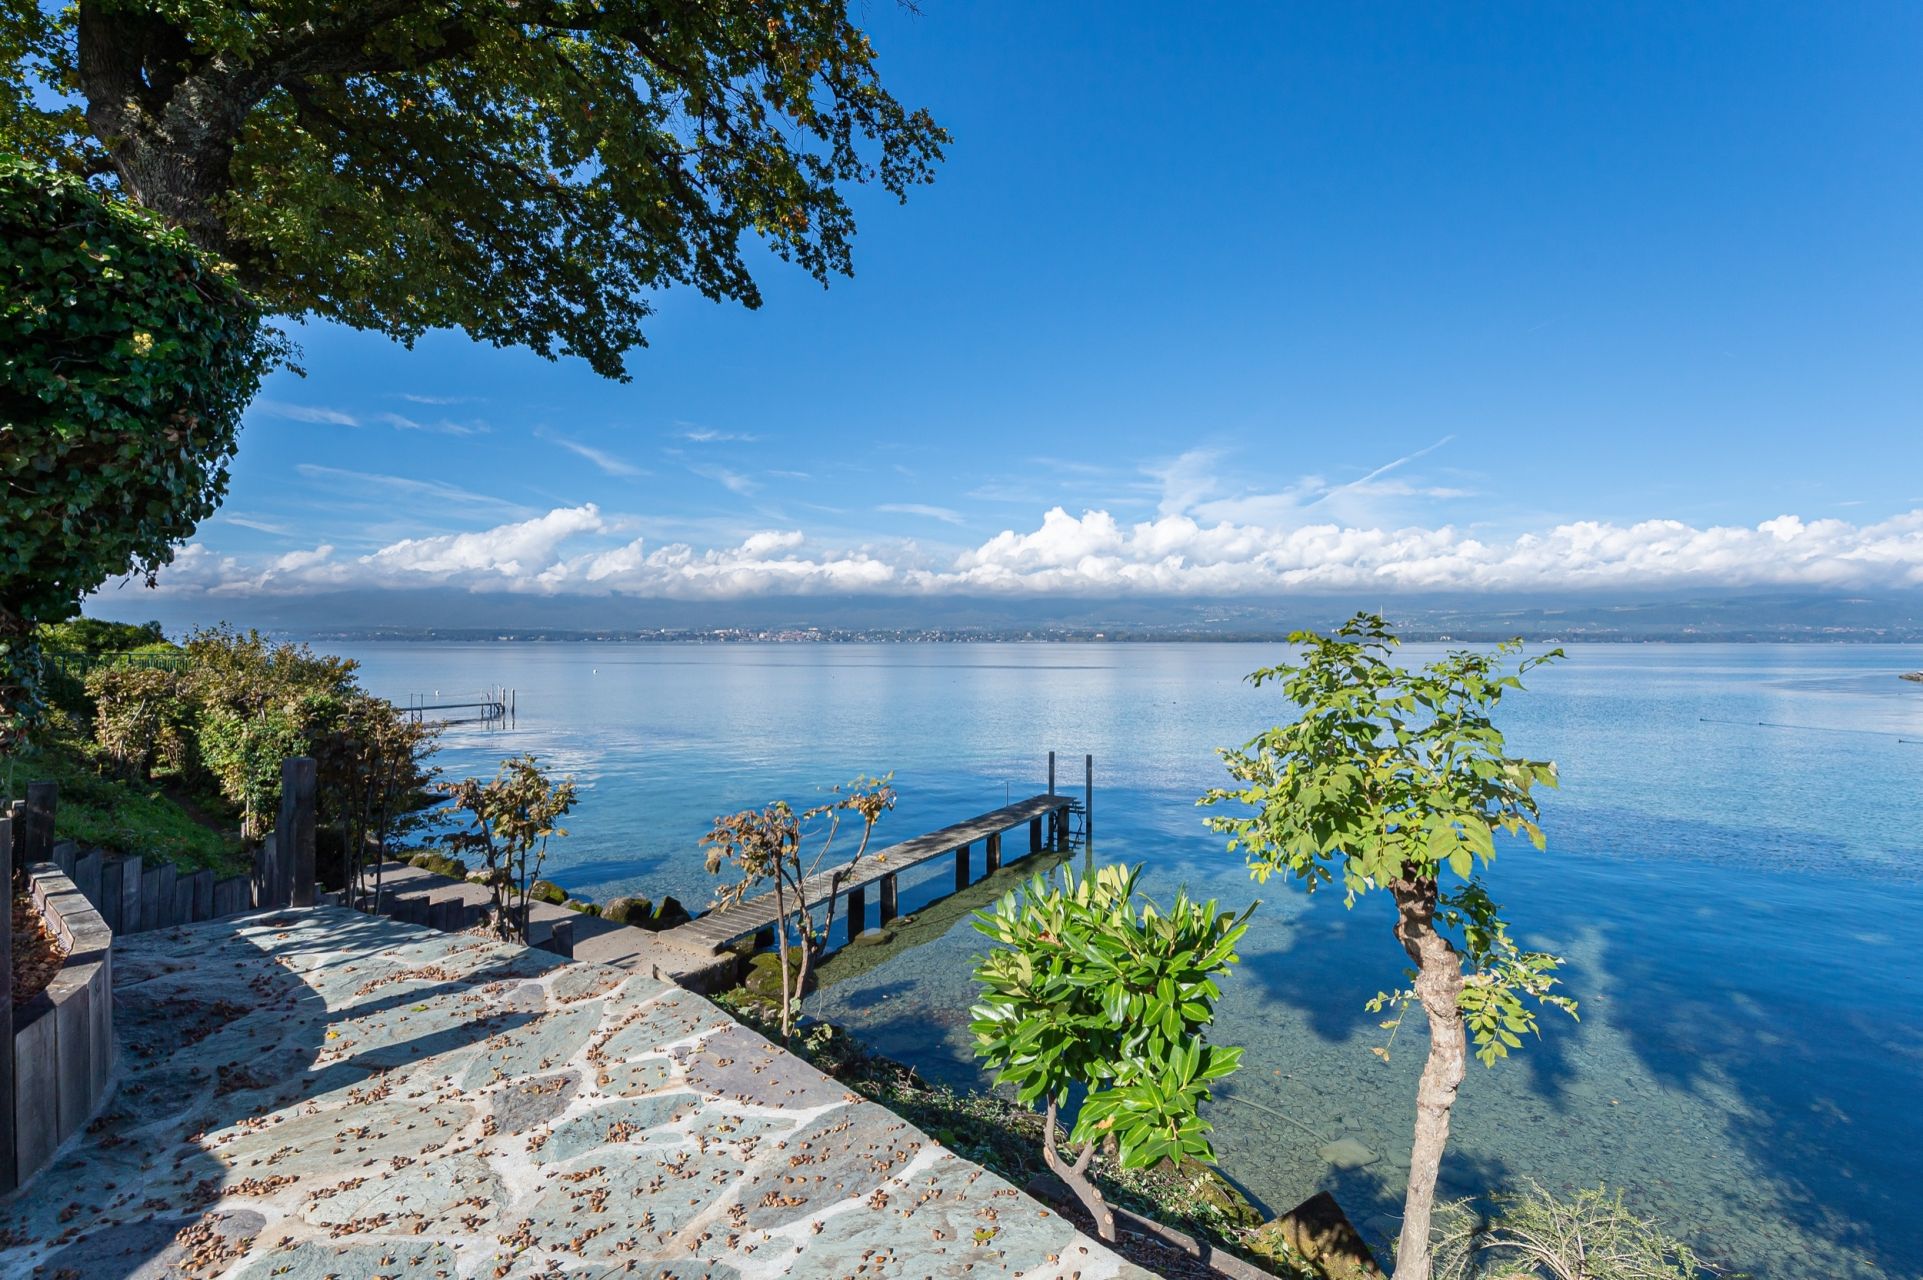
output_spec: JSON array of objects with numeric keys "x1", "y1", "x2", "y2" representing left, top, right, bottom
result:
[{"x1": 334, "y1": 640, "x2": 1923, "y2": 1279}]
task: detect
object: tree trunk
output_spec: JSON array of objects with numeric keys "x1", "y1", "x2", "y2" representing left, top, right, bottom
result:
[
  {"x1": 1044, "y1": 1097, "x2": 1116, "y2": 1243},
  {"x1": 773, "y1": 875, "x2": 795, "y2": 1039},
  {"x1": 75, "y1": 2, "x2": 260, "y2": 258},
  {"x1": 1390, "y1": 877, "x2": 1467, "y2": 1280}
]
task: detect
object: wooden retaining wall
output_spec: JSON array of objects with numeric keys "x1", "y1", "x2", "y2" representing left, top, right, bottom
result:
[
  {"x1": 3, "y1": 758, "x2": 319, "y2": 1192},
  {"x1": 9, "y1": 862, "x2": 114, "y2": 1191}
]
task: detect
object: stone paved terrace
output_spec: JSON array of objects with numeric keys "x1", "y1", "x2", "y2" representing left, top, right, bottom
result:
[{"x1": 0, "y1": 908, "x2": 1153, "y2": 1280}]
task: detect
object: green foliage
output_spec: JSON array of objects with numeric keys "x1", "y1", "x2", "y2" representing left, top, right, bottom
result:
[
  {"x1": 703, "y1": 775, "x2": 896, "y2": 1038},
  {"x1": 85, "y1": 664, "x2": 194, "y2": 779},
  {"x1": 971, "y1": 864, "x2": 1251, "y2": 1169},
  {"x1": 311, "y1": 690, "x2": 436, "y2": 898},
  {"x1": 0, "y1": 160, "x2": 281, "y2": 750},
  {"x1": 1199, "y1": 612, "x2": 1577, "y2": 1066},
  {"x1": 38, "y1": 618, "x2": 166, "y2": 656},
  {"x1": 182, "y1": 626, "x2": 359, "y2": 837},
  {"x1": 0, "y1": 710, "x2": 245, "y2": 875},
  {"x1": 445, "y1": 754, "x2": 577, "y2": 942},
  {"x1": 1369, "y1": 882, "x2": 1578, "y2": 1068},
  {"x1": 1431, "y1": 1182, "x2": 1718, "y2": 1280},
  {"x1": 5, "y1": 2, "x2": 947, "y2": 381},
  {"x1": 1201, "y1": 613, "x2": 1580, "y2": 1279}
]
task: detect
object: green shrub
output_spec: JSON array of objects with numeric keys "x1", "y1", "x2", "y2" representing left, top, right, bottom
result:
[
  {"x1": 970, "y1": 863, "x2": 1252, "y2": 1243},
  {"x1": 86, "y1": 664, "x2": 192, "y2": 778}
]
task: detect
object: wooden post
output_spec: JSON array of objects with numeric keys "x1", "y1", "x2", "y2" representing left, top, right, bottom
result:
[
  {"x1": 256, "y1": 833, "x2": 278, "y2": 910},
  {"x1": 1048, "y1": 751, "x2": 1056, "y2": 796},
  {"x1": 1029, "y1": 817, "x2": 1043, "y2": 854},
  {"x1": 22, "y1": 781, "x2": 56, "y2": 866},
  {"x1": 879, "y1": 872, "x2": 898, "y2": 924},
  {"x1": 955, "y1": 843, "x2": 971, "y2": 892},
  {"x1": 279, "y1": 757, "x2": 318, "y2": 908},
  {"x1": 847, "y1": 887, "x2": 866, "y2": 941},
  {"x1": 0, "y1": 813, "x2": 15, "y2": 1194},
  {"x1": 986, "y1": 831, "x2": 1002, "y2": 873},
  {"x1": 1085, "y1": 754, "x2": 1093, "y2": 848}
]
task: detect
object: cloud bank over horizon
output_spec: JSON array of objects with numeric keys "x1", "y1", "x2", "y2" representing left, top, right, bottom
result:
[{"x1": 137, "y1": 503, "x2": 1923, "y2": 602}]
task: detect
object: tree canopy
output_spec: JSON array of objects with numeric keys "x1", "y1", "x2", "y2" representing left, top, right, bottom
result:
[{"x1": 3, "y1": 0, "x2": 948, "y2": 379}]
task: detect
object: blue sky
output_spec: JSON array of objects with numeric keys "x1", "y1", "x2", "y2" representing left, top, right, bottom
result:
[{"x1": 128, "y1": 2, "x2": 1923, "y2": 616}]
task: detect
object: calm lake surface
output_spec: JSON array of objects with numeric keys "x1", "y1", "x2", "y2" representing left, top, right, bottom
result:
[{"x1": 335, "y1": 640, "x2": 1923, "y2": 1279}]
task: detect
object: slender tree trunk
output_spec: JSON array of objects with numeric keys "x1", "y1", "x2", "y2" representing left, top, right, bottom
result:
[
  {"x1": 773, "y1": 874, "x2": 794, "y2": 1039},
  {"x1": 1391, "y1": 877, "x2": 1468, "y2": 1280},
  {"x1": 1044, "y1": 1097, "x2": 1116, "y2": 1243}
]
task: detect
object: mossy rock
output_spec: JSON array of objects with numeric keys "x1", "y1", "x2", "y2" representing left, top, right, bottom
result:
[
  {"x1": 563, "y1": 898, "x2": 600, "y2": 916},
  {"x1": 644, "y1": 895, "x2": 692, "y2": 931},
  {"x1": 1175, "y1": 1158, "x2": 1265, "y2": 1231},
  {"x1": 602, "y1": 895, "x2": 654, "y2": 926},
  {"x1": 409, "y1": 852, "x2": 470, "y2": 880},
  {"x1": 849, "y1": 928, "x2": 897, "y2": 947},
  {"x1": 744, "y1": 950, "x2": 814, "y2": 1000},
  {"x1": 1245, "y1": 1191, "x2": 1384, "y2": 1280},
  {"x1": 528, "y1": 879, "x2": 568, "y2": 905}
]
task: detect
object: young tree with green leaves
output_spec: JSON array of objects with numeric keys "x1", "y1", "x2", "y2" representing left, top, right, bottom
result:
[
  {"x1": 445, "y1": 754, "x2": 577, "y2": 943},
  {"x1": 1200, "y1": 614, "x2": 1578, "y2": 1280},
  {"x1": 969, "y1": 863, "x2": 1252, "y2": 1243},
  {"x1": 703, "y1": 775, "x2": 895, "y2": 1039},
  {"x1": 3, "y1": 0, "x2": 947, "y2": 381}
]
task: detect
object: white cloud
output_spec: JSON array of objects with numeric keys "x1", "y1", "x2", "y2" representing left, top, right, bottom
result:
[
  {"x1": 367, "y1": 506, "x2": 607, "y2": 581},
  {"x1": 878, "y1": 503, "x2": 966, "y2": 525},
  {"x1": 680, "y1": 427, "x2": 763, "y2": 443},
  {"x1": 142, "y1": 505, "x2": 1923, "y2": 599},
  {"x1": 378, "y1": 412, "x2": 486, "y2": 436},
  {"x1": 254, "y1": 400, "x2": 359, "y2": 426},
  {"x1": 541, "y1": 432, "x2": 649, "y2": 477},
  {"x1": 691, "y1": 464, "x2": 760, "y2": 496},
  {"x1": 294, "y1": 465, "x2": 530, "y2": 517}
]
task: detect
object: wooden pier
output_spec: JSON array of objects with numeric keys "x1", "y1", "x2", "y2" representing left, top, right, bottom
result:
[
  {"x1": 401, "y1": 686, "x2": 516, "y2": 726},
  {"x1": 664, "y1": 790, "x2": 1080, "y2": 955}
]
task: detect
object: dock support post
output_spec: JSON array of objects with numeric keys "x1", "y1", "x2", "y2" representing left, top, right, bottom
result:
[
  {"x1": 955, "y1": 843, "x2": 971, "y2": 892},
  {"x1": 847, "y1": 887, "x2": 865, "y2": 942},
  {"x1": 1085, "y1": 754, "x2": 1093, "y2": 847},
  {"x1": 1029, "y1": 817, "x2": 1043, "y2": 853},
  {"x1": 754, "y1": 926, "x2": 775, "y2": 950},
  {"x1": 986, "y1": 831, "x2": 1001, "y2": 873},
  {"x1": 1048, "y1": 751, "x2": 1056, "y2": 796},
  {"x1": 879, "y1": 873, "x2": 898, "y2": 924}
]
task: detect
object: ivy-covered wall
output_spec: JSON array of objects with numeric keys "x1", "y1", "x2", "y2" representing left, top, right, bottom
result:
[{"x1": 0, "y1": 160, "x2": 282, "y2": 751}]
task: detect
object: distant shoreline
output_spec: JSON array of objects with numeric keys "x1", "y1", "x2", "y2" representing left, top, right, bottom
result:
[{"x1": 293, "y1": 628, "x2": 1923, "y2": 646}]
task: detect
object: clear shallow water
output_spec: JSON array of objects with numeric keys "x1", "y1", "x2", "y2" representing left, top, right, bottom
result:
[{"x1": 335, "y1": 641, "x2": 1923, "y2": 1279}]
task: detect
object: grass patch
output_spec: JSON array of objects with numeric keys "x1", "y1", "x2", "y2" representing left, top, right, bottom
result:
[{"x1": 3, "y1": 714, "x2": 247, "y2": 877}]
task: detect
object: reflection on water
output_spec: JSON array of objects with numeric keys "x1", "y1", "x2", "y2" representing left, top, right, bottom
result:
[{"x1": 337, "y1": 640, "x2": 1923, "y2": 1280}]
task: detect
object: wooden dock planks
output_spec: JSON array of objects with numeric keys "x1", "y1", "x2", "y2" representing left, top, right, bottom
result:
[{"x1": 663, "y1": 793, "x2": 1074, "y2": 954}]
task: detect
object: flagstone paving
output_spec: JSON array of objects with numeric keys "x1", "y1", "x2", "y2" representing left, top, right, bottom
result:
[{"x1": 0, "y1": 907, "x2": 1152, "y2": 1279}]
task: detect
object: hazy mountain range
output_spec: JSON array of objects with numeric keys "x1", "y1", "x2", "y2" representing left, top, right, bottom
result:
[{"x1": 87, "y1": 587, "x2": 1923, "y2": 644}]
